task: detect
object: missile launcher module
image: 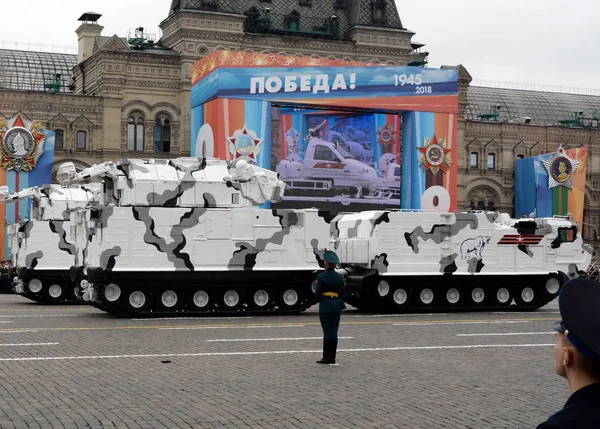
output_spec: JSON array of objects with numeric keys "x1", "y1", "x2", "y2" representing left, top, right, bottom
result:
[
  {"x1": 63, "y1": 157, "x2": 332, "y2": 314},
  {"x1": 52, "y1": 156, "x2": 594, "y2": 316}
]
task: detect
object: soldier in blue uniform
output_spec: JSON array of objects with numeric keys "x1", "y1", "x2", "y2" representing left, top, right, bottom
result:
[
  {"x1": 536, "y1": 277, "x2": 600, "y2": 428},
  {"x1": 314, "y1": 250, "x2": 346, "y2": 365}
]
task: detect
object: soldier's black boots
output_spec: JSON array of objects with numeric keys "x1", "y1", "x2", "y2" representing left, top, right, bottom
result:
[
  {"x1": 316, "y1": 340, "x2": 339, "y2": 364},
  {"x1": 330, "y1": 339, "x2": 338, "y2": 364},
  {"x1": 316, "y1": 340, "x2": 331, "y2": 364}
]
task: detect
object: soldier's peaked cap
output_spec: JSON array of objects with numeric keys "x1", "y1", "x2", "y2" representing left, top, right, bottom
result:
[
  {"x1": 323, "y1": 250, "x2": 339, "y2": 264},
  {"x1": 553, "y1": 277, "x2": 600, "y2": 363}
]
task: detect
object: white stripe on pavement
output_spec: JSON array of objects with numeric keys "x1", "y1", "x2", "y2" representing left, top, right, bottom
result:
[
  {"x1": 0, "y1": 343, "x2": 554, "y2": 362},
  {"x1": 393, "y1": 321, "x2": 532, "y2": 326},
  {"x1": 0, "y1": 330, "x2": 39, "y2": 334},
  {"x1": 160, "y1": 324, "x2": 306, "y2": 330},
  {"x1": 345, "y1": 313, "x2": 448, "y2": 318},
  {"x1": 131, "y1": 317, "x2": 254, "y2": 321},
  {"x1": 0, "y1": 343, "x2": 59, "y2": 347},
  {"x1": 457, "y1": 332, "x2": 555, "y2": 337},
  {"x1": 0, "y1": 321, "x2": 13, "y2": 324},
  {"x1": 0, "y1": 314, "x2": 91, "y2": 318},
  {"x1": 492, "y1": 311, "x2": 560, "y2": 314},
  {"x1": 206, "y1": 336, "x2": 353, "y2": 342}
]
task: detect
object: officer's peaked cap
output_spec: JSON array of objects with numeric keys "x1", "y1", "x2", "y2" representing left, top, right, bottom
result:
[
  {"x1": 554, "y1": 277, "x2": 600, "y2": 363},
  {"x1": 324, "y1": 250, "x2": 339, "y2": 264}
]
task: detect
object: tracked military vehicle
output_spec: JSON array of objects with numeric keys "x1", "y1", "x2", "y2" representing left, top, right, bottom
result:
[
  {"x1": 60, "y1": 156, "x2": 592, "y2": 316},
  {"x1": 60, "y1": 157, "x2": 332, "y2": 315},
  {"x1": 332, "y1": 210, "x2": 593, "y2": 312},
  {"x1": 3, "y1": 184, "x2": 98, "y2": 303}
]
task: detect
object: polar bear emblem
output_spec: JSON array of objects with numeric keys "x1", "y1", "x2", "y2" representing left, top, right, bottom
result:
[{"x1": 460, "y1": 236, "x2": 491, "y2": 260}]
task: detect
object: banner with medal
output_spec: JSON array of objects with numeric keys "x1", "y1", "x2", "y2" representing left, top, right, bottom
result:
[
  {"x1": 190, "y1": 51, "x2": 458, "y2": 213},
  {"x1": 401, "y1": 111, "x2": 457, "y2": 212},
  {"x1": 515, "y1": 146, "x2": 587, "y2": 227},
  {"x1": 0, "y1": 112, "x2": 55, "y2": 261}
]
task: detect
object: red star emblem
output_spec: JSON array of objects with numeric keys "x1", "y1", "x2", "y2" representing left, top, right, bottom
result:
[
  {"x1": 418, "y1": 135, "x2": 452, "y2": 174},
  {"x1": 226, "y1": 125, "x2": 263, "y2": 160}
]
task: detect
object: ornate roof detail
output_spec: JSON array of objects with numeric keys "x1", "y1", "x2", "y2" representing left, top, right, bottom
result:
[{"x1": 168, "y1": 0, "x2": 405, "y2": 39}]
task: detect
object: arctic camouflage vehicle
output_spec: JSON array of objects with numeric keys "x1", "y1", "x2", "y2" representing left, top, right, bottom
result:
[
  {"x1": 61, "y1": 156, "x2": 333, "y2": 315},
  {"x1": 3, "y1": 183, "x2": 98, "y2": 304},
  {"x1": 57, "y1": 155, "x2": 593, "y2": 316},
  {"x1": 333, "y1": 210, "x2": 593, "y2": 312}
]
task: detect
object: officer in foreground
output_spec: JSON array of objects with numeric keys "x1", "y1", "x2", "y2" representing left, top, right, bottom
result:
[
  {"x1": 314, "y1": 250, "x2": 346, "y2": 365},
  {"x1": 537, "y1": 277, "x2": 600, "y2": 428}
]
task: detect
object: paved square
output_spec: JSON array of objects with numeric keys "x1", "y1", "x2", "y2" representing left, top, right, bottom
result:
[{"x1": 0, "y1": 295, "x2": 567, "y2": 428}]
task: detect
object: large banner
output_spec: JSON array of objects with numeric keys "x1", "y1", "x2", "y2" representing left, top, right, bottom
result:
[
  {"x1": 515, "y1": 146, "x2": 587, "y2": 227},
  {"x1": 190, "y1": 51, "x2": 459, "y2": 214},
  {"x1": 0, "y1": 112, "x2": 54, "y2": 260},
  {"x1": 191, "y1": 52, "x2": 459, "y2": 115}
]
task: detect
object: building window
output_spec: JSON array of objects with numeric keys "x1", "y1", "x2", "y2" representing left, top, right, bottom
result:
[
  {"x1": 477, "y1": 201, "x2": 485, "y2": 210},
  {"x1": 128, "y1": 115, "x2": 145, "y2": 151},
  {"x1": 201, "y1": 0, "x2": 219, "y2": 10},
  {"x1": 372, "y1": 0, "x2": 387, "y2": 23},
  {"x1": 54, "y1": 130, "x2": 64, "y2": 150},
  {"x1": 487, "y1": 201, "x2": 496, "y2": 211},
  {"x1": 285, "y1": 11, "x2": 300, "y2": 30},
  {"x1": 470, "y1": 152, "x2": 478, "y2": 168},
  {"x1": 76, "y1": 131, "x2": 86, "y2": 150},
  {"x1": 488, "y1": 153, "x2": 496, "y2": 169},
  {"x1": 154, "y1": 117, "x2": 171, "y2": 153}
]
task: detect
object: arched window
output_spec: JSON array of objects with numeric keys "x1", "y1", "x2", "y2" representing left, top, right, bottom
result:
[
  {"x1": 76, "y1": 131, "x2": 86, "y2": 150},
  {"x1": 54, "y1": 130, "x2": 64, "y2": 150},
  {"x1": 154, "y1": 116, "x2": 171, "y2": 153},
  {"x1": 470, "y1": 152, "x2": 478, "y2": 168},
  {"x1": 127, "y1": 113, "x2": 144, "y2": 151},
  {"x1": 467, "y1": 186, "x2": 500, "y2": 213},
  {"x1": 488, "y1": 153, "x2": 496, "y2": 169}
]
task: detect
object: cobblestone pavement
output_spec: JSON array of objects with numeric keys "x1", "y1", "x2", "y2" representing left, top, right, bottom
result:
[{"x1": 0, "y1": 294, "x2": 567, "y2": 429}]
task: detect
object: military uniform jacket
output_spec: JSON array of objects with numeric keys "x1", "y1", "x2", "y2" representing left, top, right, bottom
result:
[
  {"x1": 314, "y1": 269, "x2": 346, "y2": 314},
  {"x1": 536, "y1": 382, "x2": 600, "y2": 428}
]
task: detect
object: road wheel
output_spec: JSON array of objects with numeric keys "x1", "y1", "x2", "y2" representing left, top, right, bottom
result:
[
  {"x1": 104, "y1": 283, "x2": 122, "y2": 303},
  {"x1": 444, "y1": 287, "x2": 461, "y2": 306},
  {"x1": 158, "y1": 289, "x2": 182, "y2": 311},
  {"x1": 469, "y1": 286, "x2": 488, "y2": 307},
  {"x1": 28, "y1": 278, "x2": 43, "y2": 294},
  {"x1": 221, "y1": 289, "x2": 243, "y2": 311},
  {"x1": 279, "y1": 288, "x2": 304, "y2": 311},
  {"x1": 188, "y1": 289, "x2": 213, "y2": 312},
  {"x1": 514, "y1": 286, "x2": 536, "y2": 307},
  {"x1": 417, "y1": 287, "x2": 436, "y2": 308},
  {"x1": 127, "y1": 290, "x2": 152, "y2": 313},
  {"x1": 389, "y1": 286, "x2": 410, "y2": 311},
  {"x1": 47, "y1": 283, "x2": 66, "y2": 301},
  {"x1": 249, "y1": 288, "x2": 272, "y2": 311},
  {"x1": 494, "y1": 287, "x2": 512, "y2": 308}
]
